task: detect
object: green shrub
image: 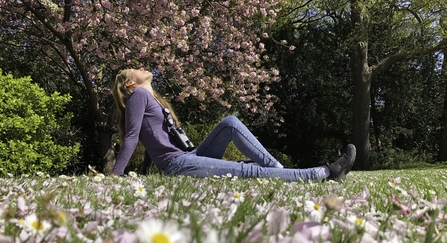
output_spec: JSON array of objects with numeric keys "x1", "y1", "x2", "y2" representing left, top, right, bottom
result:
[
  {"x1": 370, "y1": 147, "x2": 431, "y2": 170},
  {"x1": 0, "y1": 71, "x2": 79, "y2": 176}
]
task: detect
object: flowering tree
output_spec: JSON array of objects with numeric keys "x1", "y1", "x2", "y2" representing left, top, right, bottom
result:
[{"x1": 0, "y1": 0, "x2": 282, "y2": 172}]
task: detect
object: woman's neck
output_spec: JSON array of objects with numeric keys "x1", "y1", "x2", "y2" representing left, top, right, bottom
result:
[{"x1": 135, "y1": 83, "x2": 154, "y2": 96}]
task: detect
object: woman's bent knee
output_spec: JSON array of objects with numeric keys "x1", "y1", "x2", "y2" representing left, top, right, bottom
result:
[{"x1": 222, "y1": 115, "x2": 240, "y2": 124}]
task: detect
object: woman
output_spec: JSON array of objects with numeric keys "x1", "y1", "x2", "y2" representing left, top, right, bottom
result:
[{"x1": 111, "y1": 68, "x2": 356, "y2": 181}]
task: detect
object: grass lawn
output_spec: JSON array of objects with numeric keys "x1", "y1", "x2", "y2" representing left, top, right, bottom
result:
[{"x1": 1, "y1": 167, "x2": 446, "y2": 243}]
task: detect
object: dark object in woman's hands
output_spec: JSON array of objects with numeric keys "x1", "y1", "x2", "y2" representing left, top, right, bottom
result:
[{"x1": 169, "y1": 127, "x2": 195, "y2": 151}]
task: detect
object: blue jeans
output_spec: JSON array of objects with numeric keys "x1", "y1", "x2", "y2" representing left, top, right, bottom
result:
[{"x1": 164, "y1": 116, "x2": 322, "y2": 181}]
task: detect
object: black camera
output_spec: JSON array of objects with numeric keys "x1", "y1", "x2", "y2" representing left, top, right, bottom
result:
[{"x1": 169, "y1": 127, "x2": 195, "y2": 151}]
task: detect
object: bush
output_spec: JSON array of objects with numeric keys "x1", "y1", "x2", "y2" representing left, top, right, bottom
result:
[
  {"x1": 0, "y1": 71, "x2": 79, "y2": 176},
  {"x1": 370, "y1": 148, "x2": 431, "y2": 170}
]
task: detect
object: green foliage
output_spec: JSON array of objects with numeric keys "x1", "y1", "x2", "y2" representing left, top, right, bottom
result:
[
  {"x1": 248, "y1": 13, "x2": 353, "y2": 168},
  {"x1": 370, "y1": 148, "x2": 432, "y2": 170},
  {"x1": 0, "y1": 71, "x2": 79, "y2": 176}
]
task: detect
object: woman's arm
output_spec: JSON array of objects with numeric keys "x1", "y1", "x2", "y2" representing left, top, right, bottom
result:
[{"x1": 112, "y1": 89, "x2": 147, "y2": 175}]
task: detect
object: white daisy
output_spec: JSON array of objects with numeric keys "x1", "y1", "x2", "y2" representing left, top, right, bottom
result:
[
  {"x1": 257, "y1": 178, "x2": 270, "y2": 186},
  {"x1": 10, "y1": 218, "x2": 25, "y2": 228},
  {"x1": 135, "y1": 219, "x2": 186, "y2": 243},
  {"x1": 133, "y1": 181, "x2": 147, "y2": 198},
  {"x1": 324, "y1": 195, "x2": 342, "y2": 211},
  {"x1": 55, "y1": 210, "x2": 68, "y2": 226},
  {"x1": 93, "y1": 175, "x2": 102, "y2": 182},
  {"x1": 347, "y1": 215, "x2": 378, "y2": 235},
  {"x1": 23, "y1": 213, "x2": 51, "y2": 236},
  {"x1": 304, "y1": 200, "x2": 324, "y2": 222},
  {"x1": 232, "y1": 191, "x2": 245, "y2": 203},
  {"x1": 128, "y1": 171, "x2": 138, "y2": 177}
]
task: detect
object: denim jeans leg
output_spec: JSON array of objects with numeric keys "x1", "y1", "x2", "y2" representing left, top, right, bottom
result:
[
  {"x1": 164, "y1": 152, "x2": 320, "y2": 181},
  {"x1": 195, "y1": 116, "x2": 279, "y2": 167}
]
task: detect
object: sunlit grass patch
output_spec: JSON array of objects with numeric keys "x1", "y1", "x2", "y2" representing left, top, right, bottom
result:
[{"x1": 1, "y1": 169, "x2": 447, "y2": 242}]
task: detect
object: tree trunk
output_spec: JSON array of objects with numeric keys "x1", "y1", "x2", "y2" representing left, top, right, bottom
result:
[
  {"x1": 438, "y1": 50, "x2": 447, "y2": 161},
  {"x1": 370, "y1": 87, "x2": 382, "y2": 151},
  {"x1": 351, "y1": 51, "x2": 372, "y2": 170},
  {"x1": 99, "y1": 130, "x2": 116, "y2": 174},
  {"x1": 94, "y1": 104, "x2": 117, "y2": 174},
  {"x1": 350, "y1": 0, "x2": 372, "y2": 170}
]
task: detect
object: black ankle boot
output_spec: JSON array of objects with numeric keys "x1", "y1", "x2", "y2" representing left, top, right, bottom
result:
[{"x1": 325, "y1": 144, "x2": 356, "y2": 181}]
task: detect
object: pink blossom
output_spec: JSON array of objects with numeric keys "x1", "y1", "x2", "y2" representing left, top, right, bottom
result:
[
  {"x1": 266, "y1": 208, "x2": 290, "y2": 234},
  {"x1": 390, "y1": 194, "x2": 411, "y2": 216},
  {"x1": 191, "y1": 8, "x2": 200, "y2": 17}
]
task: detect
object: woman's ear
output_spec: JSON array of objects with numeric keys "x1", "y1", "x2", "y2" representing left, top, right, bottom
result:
[{"x1": 125, "y1": 81, "x2": 135, "y2": 88}]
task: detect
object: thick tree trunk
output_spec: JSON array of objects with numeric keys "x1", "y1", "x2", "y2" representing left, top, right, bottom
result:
[
  {"x1": 350, "y1": 0, "x2": 372, "y2": 170},
  {"x1": 351, "y1": 44, "x2": 372, "y2": 170},
  {"x1": 438, "y1": 50, "x2": 447, "y2": 161}
]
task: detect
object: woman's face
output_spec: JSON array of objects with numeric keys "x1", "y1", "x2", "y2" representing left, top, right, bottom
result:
[{"x1": 127, "y1": 68, "x2": 153, "y2": 87}]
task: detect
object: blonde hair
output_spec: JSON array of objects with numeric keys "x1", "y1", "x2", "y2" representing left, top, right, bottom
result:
[{"x1": 111, "y1": 69, "x2": 180, "y2": 141}]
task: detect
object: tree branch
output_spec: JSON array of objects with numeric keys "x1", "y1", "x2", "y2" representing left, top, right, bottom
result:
[{"x1": 370, "y1": 40, "x2": 447, "y2": 78}]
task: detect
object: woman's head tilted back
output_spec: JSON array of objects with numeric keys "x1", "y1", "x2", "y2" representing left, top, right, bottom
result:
[
  {"x1": 112, "y1": 69, "x2": 134, "y2": 112},
  {"x1": 112, "y1": 68, "x2": 180, "y2": 140}
]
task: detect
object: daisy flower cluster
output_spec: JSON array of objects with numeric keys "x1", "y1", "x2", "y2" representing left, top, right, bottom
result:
[{"x1": 0, "y1": 169, "x2": 447, "y2": 242}]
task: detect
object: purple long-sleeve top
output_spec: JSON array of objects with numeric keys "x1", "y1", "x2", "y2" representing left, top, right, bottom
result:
[{"x1": 112, "y1": 87, "x2": 186, "y2": 175}]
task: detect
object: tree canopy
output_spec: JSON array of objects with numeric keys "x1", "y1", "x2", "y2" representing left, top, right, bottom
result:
[{"x1": 0, "y1": 0, "x2": 285, "y2": 172}]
